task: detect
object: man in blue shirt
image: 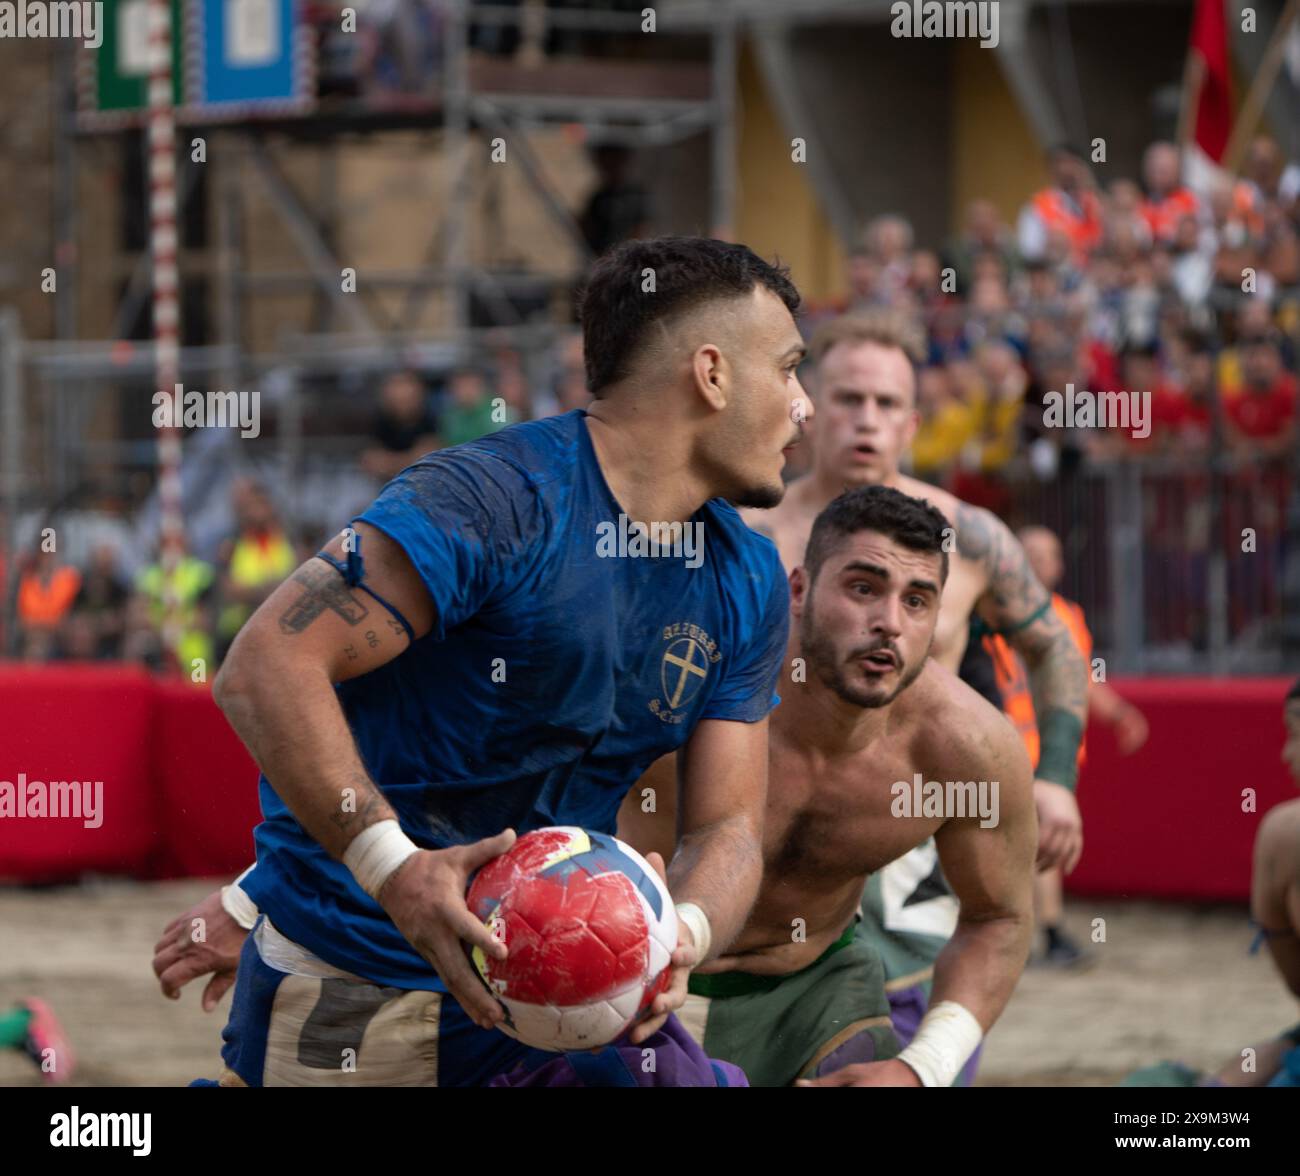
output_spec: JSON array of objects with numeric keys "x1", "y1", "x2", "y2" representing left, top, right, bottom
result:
[{"x1": 156, "y1": 237, "x2": 812, "y2": 1086}]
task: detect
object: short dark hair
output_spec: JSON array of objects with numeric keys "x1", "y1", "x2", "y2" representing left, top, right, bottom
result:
[
  {"x1": 804, "y1": 485, "x2": 950, "y2": 584},
  {"x1": 577, "y1": 236, "x2": 801, "y2": 396},
  {"x1": 1286, "y1": 679, "x2": 1300, "y2": 704}
]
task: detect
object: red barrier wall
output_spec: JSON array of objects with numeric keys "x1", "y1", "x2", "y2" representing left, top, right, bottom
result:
[
  {"x1": 0, "y1": 665, "x2": 162, "y2": 880},
  {"x1": 0, "y1": 665, "x2": 260, "y2": 882},
  {"x1": 1, "y1": 667, "x2": 1295, "y2": 898},
  {"x1": 1066, "y1": 676, "x2": 1296, "y2": 901},
  {"x1": 149, "y1": 679, "x2": 262, "y2": 878}
]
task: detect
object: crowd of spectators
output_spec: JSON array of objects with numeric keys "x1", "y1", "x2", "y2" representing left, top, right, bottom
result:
[
  {"x1": 798, "y1": 136, "x2": 1299, "y2": 503},
  {"x1": 0, "y1": 334, "x2": 590, "y2": 671},
  {"x1": 5, "y1": 135, "x2": 1297, "y2": 671},
  {"x1": 2, "y1": 479, "x2": 301, "y2": 672}
]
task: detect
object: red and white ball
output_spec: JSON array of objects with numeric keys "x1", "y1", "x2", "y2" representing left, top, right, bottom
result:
[{"x1": 466, "y1": 826, "x2": 677, "y2": 1051}]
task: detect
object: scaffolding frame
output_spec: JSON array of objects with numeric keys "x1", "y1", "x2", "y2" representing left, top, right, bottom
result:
[
  {"x1": 61, "y1": 1, "x2": 741, "y2": 374},
  {"x1": 5, "y1": 3, "x2": 743, "y2": 652}
]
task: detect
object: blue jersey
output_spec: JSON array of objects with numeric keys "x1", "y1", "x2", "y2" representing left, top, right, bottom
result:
[{"x1": 241, "y1": 409, "x2": 790, "y2": 989}]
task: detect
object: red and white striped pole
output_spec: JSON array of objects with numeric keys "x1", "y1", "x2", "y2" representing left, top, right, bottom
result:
[{"x1": 148, "y1": 0, "x2": 184, "y2": 672}]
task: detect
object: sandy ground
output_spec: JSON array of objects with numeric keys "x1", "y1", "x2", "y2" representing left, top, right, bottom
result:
[{"x1": 0, "y1": 878, "x2": 1296, "y2": 1087}]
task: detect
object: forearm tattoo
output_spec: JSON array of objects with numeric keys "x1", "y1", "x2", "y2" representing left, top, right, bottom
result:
[
  {"x1": 956, "y1": 503, "x2": 1088, "y2": 723},
  {"x1": 328, "y1": 770, "x2": 394, "y2": 836},
  {"x1": 955, "y1": 504, "x2": 1047, "y2": 622}
]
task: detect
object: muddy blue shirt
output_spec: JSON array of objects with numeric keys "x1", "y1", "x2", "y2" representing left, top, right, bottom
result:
[{"x1": 241, "y1": 410, "x2": 789, "y2": 989}]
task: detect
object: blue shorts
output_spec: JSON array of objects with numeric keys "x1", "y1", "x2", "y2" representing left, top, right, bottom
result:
[{"x1": 217, "y1": 919, "x2": 551, "y2": 1087}]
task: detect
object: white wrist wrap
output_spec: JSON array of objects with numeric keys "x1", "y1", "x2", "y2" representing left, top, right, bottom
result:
[
  {"x1": 344, "y1": 820, "x2": 419, "y2": 899},
  {"x1": 674, "y1": 902, "x2": 712, "y2": 963},
  {"x1": 220, "y1": 864, "x2": 260, "y2": 930},
  {"x1": 897, "y1": 1001, "x2": 983, "y2": 1088}
]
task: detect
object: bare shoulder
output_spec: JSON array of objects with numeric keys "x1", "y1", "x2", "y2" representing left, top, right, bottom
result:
[
  {"x1": 901, "y1": 659, "x2": 1030, "y2": 783},
  {"x1": 942, "y1": 498, "x2": 1008, "y2": 570},
  {"x1": 1257, "y1": 798, "x2": 1300, "y2": 850},
  {"x1": 894, "y1": 475, "x2": 1005, "y2": 559},
  {"x1": 893, "y1": 474, "x2": 962, "y2": 530},
  {"x1": 1254, "y1": 799, "x2": 1300, "y2": 921}
]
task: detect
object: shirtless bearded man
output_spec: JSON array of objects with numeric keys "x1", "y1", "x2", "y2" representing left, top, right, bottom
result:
[
  {"x1": 620, "y1": 485, "x2": 1036, "y2": 1086},
  {"x1": 743, "y1": 311, "x2": 1089, "y2": 1068}
]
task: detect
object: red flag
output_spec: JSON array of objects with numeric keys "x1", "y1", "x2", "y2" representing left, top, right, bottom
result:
[{"x1": 1188, "y1": 0, "x2": 1233, "y2": 162}]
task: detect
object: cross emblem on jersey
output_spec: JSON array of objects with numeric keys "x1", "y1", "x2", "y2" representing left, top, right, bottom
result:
[{"x1": 661, "y1": 637, "x2": 709, "y2": 709}]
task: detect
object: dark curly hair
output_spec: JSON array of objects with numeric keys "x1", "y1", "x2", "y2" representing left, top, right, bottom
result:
[
  {"x1": 577, "y1": 236, "x2": 801, "y2": 396},
  {"x1": 804, "y1": 485, "x2": 951, "y2": 584}
]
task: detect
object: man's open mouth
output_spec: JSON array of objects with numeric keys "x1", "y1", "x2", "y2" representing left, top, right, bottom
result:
[{"x1": 859, "y1": 649, "x2": 897, "y2": 671}]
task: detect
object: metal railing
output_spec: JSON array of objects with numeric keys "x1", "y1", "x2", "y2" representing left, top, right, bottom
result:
[{"x1": 1005, "y1": 453, "x2": 1296, "y2": 675}]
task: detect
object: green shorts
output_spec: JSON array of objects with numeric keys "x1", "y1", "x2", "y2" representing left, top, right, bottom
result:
[
  {"x1": 679, "y1": 924, "x2": 900, "y2": 1087},
  {"x1": 857, "y1": 840, "x2": 957, "y2": 989}
]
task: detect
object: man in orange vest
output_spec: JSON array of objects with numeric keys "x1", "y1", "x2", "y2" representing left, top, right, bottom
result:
[
  {"x1": 984, "y1": 525, "x2": 1148, "y2": 966},
  {"x1": 17, "y1": 547, "x2": 82, "y2": 661},
  {"x1": 1139, "y1": 141, "x2": 1203, "y2": 245},
  {"x1": 1017, "y1": 144, "x2": 1104, "y2": 268}
]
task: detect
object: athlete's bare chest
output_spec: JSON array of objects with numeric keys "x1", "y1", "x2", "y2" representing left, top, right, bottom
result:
[{"x1": 762, "y1": 736, "x2": 943, "y2": 882}]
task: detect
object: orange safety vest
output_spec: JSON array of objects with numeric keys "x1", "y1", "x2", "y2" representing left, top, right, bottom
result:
[
  {"x1": 983, "y1": 594, "x2": 1092, "y2": 772},
  {"x1": 1031, "y1": 188, "x2": 1103, "y2": 264},
  {"x1": 18, "y1": 565, "x2": 82, "y2": 629},
  {"x1": 1233, "y1": 180, "x2": 1266, "y2": 238},
  {"x1": 1140, "y1": 187, "x2": 1200, "y2": 242}
]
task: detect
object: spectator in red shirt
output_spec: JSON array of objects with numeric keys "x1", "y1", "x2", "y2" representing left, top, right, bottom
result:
[
  {"x1": 1141, "y1": 384, "x2": 1209, "y2": 457},
  {"x1": 1225, "y1": 334, "x2": 1297, "y2": 459},
  {"x1": 1111, "y1": 343, "x2": 1169, "y2": 457},
  {"x1": 1122, "y1": 335, "x2": 1217, "y2": 458},
  {"x1": 1167, "y1": 335, "x2": 1214, "y2": 452}
]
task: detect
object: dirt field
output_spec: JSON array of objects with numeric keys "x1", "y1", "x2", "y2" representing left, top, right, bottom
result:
[{"x1": 1, "y1": 878, "x2": 1296, "y2": 1087}]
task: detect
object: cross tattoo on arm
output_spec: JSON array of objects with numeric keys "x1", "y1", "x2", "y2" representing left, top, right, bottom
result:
[{"x1": 278, "y1": 560, "x2": 371, "y2": 634}]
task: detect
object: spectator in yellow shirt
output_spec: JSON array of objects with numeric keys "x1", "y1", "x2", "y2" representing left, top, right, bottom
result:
[{"x1": 911, "y1": 364, "x2": 975, "y2": 478}]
